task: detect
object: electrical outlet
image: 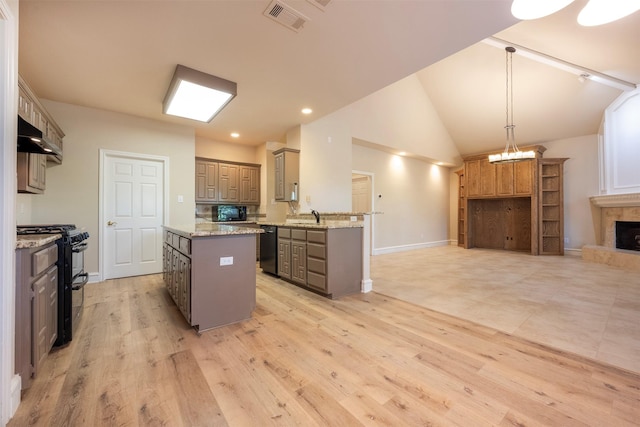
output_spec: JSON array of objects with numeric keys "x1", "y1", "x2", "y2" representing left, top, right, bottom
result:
[
  {"x1": 350, "y1": 216, "x2": 357, "y2": 222},
  {"x1": 564, "y1": 237, "x2": 569, "y2": 244},
  {"x1": 220, "y1": 256, "x2": 233, "y2": 266},
  {"x1": 177, "y1": 195, "x2": 184, "y2": 203}
]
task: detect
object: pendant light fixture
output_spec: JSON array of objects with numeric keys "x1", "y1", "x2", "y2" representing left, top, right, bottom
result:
[{"x1": 488, "y1": 47, "x2": 535, "y2": 164}]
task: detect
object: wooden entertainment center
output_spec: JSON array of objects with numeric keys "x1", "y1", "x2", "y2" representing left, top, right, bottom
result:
[{"x1": 457, "y1": 145, "x2": 567, "y2": 255}]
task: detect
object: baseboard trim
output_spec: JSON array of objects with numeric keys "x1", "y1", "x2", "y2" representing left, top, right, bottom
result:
[
  {"x1": 10, "y1": 374, "x2": 21, "y2": 419},
  {"x1": 373, "y1": 240, "x2": 450, "y2": 256},
  {"x1": 361, "y1": 279, "x2": 373, "y2": 293}
]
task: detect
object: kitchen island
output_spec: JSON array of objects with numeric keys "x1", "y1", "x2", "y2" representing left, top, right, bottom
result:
[{"x1": 163, "y1": 223, "x2": 263, "y2": 332}]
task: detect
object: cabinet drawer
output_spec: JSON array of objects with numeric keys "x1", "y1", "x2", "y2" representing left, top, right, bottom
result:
[
  {"x1": 178, "y1": 237, "x2": 191, "y2": 255},
  {"x1": 307, "y1": 257, "x2": 326, "y2": 275},
  {"x1": 278, "y1": 228, "x2": 291, "y2": 239},
  {"x1": 307, "y1": 243, "x2": 326, "y2": 259},
  {"x1": 307, "y1": 230, "x2": 326, "y2": 244},
  {"x1": 32, "y1": 244, "x2": 58, "y2": 277},
  {"x1": 307, "y1": 271, "x2": 327, "y2": 292},
  {"x1": 291, "y1": 229, "x2": 306, "y2": 241},
  {"x1": 165, "y1": 231, "x2": 173, "y2": 244}
]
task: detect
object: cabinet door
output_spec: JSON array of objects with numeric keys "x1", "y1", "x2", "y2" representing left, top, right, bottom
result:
[
  {"x1": 218, "y1": 163, "x2": 240, "y2": 202},
  {"x1": 274, "y1": 152, "x2": 284, "y2": 200},
  {"x1": 33, "y1": 274, "x2": 48, "y2": 373},
  {"x1": 277, "y1": 238, "x2": 291, "y2": 279},
  {"x1": 46, "y1": 267, "x2": 58, "y2": 351},
  {"x1": 291, "y1": 240, "x2": 307, "y2": 285},
  {"x1": 496, "y1": 163, "x2": 514, "y2": 196},
  {"x1": 178, "y1": 253, "x2": 191, "y2": 322},
  {"x1": 514, "y1": 160, "x2": 534, "y2": 195},
  {"x1": 479, "y1": 159, "x2": 496, "y2": 196},
  {"x1": 195, "y1": 160, "x2": 218, "y2": 202},
  {"x1": 240, "y1": 166, "x2": 260, "y2": 205},
  {"x1": 465, "y1": 160, "x2": 481, "y2": 197}
]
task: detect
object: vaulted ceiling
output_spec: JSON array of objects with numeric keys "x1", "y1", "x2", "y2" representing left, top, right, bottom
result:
[{"x1": 17, "y1": 0, "x2": 639, "y2": 157}]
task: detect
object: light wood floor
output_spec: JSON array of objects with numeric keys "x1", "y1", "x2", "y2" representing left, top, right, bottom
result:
[{"x1": 10, "y1": 261, "x2": 640, "y2": 426}]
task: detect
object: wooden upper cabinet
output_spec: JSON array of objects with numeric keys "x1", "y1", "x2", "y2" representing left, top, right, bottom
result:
[
  {"x1": 239, "y1": 165, "x2": 260, "y2": 205},
  {"x1": 196, "y1": 158, "x2": 261, "y2": 205},
  {"x1": 465, "y1": 149, "x2": 541, "y2": 199},
  {"x1": 195, "y1": 159, "x2": 218, "y2": 202},
  {"x1": 18, "y1": 75, "x2": 64, "y2": 164},
  {"x1": 273, "y1": 148, "x2": 300, "y2": 202},
  {"x1": 465, "y1": 160, "x2": 481, "y2": 197},
  {"x1": 218, "y1": 163, "x2": 240, "y2": 203},
  {"x1": 496, "y1": 163, "x2": 514, "y2": 196},
  {"x1": 479, "y1": 159, "x2": 496, "y2": 196}
]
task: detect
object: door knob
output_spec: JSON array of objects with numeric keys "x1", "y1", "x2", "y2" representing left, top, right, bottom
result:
[{"x1": 107, "y1": 221, "x2": 117, "y2": 226}]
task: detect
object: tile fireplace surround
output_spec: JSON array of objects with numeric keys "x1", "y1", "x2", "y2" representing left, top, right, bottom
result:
[{"x1": 583, "y1": 193, "x2": 640, "y2": 271}]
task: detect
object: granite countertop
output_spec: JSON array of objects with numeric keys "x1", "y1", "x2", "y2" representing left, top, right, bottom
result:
[
  {"x1": 257, "y1": 220, "x2": 364, "y2": 229},
  {"x1": 165, "y1": 223, "x2": 264, "y2": 238},
  {"x1": 16, "y1": 234, "x2": 61, "y2": 249}
]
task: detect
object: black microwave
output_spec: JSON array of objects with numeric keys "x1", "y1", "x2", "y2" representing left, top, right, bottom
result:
[{"x1": 216, "y1": 205, "x2": 247, "y2": 222}]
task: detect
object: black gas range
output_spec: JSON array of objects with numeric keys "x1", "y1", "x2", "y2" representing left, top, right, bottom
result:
[{"x1": 17, "y1": 224, "x2": 89, "y2": 346}]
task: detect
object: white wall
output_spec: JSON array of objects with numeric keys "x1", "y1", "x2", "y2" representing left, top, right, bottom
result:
[
  {"x1": 352, "y1": 144, "x2": 450, "y2": 253},
  {"x1": 297, "y1": 114, "x2": 353, "y2": 213},
  {"x1": 349, "y1": 74, "x2": 459, "y2": 165},
  {"x1": 25, "y1": 101, "x2": 196, "y2": 276},
  {"x1": 544, "y1": 134, "x2": 600, "y2": 250}
]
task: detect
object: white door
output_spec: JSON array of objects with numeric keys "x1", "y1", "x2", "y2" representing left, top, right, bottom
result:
[
  {"x1": 103, "y1": 152, "x2": 165, "y2": 279},
  {"x1": 352, "y1": 174, "x2": 372, "y2": 213}
]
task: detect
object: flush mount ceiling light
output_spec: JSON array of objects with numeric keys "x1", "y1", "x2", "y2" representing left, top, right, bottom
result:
[
  {"x1": 511, "y1": 0, "x2": 575, "y2": 20},
  {"x1": 577, "y1": 0, "x2": 640, "y2": 26},
  {"x1": 163, "y1": 65, "x2": 237, "y2": 123},
  {"x1": 301, "y1": 108, "x2": 313, "y2": 115},
  {"x1": 511, "y1": 0, "x2": 640, "y2": 26},
  {"x1": 489, "y1": 47, "x2": 535, "y2": 164}
]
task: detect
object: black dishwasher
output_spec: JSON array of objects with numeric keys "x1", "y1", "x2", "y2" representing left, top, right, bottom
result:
[{"x1": 259, "y1": 225, "x2": 278, "y2": 275}]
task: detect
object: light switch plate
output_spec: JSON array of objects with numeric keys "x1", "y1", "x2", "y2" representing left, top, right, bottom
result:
[{"x1": 220, "y1": 256, "x2": 233, "y2": 266}]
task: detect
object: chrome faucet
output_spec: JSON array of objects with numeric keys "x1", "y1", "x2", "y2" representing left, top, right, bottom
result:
[{"x1": 311, "y1": 209, "x2": 320, "y2": 224}]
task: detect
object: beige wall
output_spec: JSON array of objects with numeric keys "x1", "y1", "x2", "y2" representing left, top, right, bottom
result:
[
  {"x1": 195, "y1": 136, "x2": 259, "y2": 164},
  {"x1": 23, "y1": 101, "x2": 196, "y2": 276},
  {"x1": 352, "y1": 144, "x2": 450, "y2": 253}
]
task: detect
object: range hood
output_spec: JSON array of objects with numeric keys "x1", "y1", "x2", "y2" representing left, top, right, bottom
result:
[{"x1": 17, "y1": 116, "x2": 61, "y2": 157}]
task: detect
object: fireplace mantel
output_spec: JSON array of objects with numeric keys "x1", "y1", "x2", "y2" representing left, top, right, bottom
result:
[
  {"x1": 584, "y1": 193, "x2": 640, "y2": 271},
  {"x1": 590, "y1": 193, "x2": 640, "y2": 208}
]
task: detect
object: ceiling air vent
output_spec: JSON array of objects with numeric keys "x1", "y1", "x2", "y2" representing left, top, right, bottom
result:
[
  {"x1": 307, "y1": 0, "x2": 332, "y2": 11},
  {"x1": 264, "y1": 0, "x2": 310, "y2": 32}
]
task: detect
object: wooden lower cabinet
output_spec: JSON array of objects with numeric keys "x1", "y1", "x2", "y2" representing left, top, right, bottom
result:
[
  {"x1": 163, "y1": 232, "x2": 191, "y2": 323},
  {"x1": 15, "y1": 241, "x2": 58, "y2": 389},
  {"x1": 469, "y1": 198, "x2": 531, "y2": 252},
  {"x1": 276, "y1": 226, "x2": 362, "y2": 299}
]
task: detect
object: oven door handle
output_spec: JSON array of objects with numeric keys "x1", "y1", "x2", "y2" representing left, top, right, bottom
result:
[
  {"x1": 71, "y1": 273, "x2": 89, "y2": 291},
  {"x1": 72, "y1": 242, "x2": 88, "y2": 253}
]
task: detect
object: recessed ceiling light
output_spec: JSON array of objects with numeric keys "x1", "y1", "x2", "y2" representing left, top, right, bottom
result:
[
  {"x1": 398, "y1": 151, "x2": 407, "y2": 156},
  {"x1": 301, "y1": 108, "x2": 313, "y2": 115},
  {"x1": 231, "y1": 132, "x2": 240, "y2": 138}
]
